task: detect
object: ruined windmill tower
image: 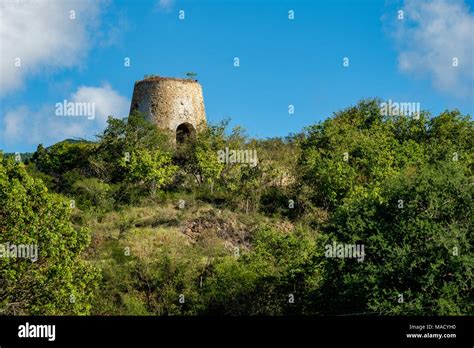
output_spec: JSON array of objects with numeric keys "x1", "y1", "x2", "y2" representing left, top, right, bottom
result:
[{"x1": 129, "y1": 75, "x2": 207, "y2": 142}]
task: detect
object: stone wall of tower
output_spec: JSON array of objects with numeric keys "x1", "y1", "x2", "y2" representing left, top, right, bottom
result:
[{"x1": 129, "y1": 76, "x2": 207, "y2": 133}]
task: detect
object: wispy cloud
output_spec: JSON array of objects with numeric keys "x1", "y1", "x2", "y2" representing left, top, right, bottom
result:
[
  {"x1": 157, "y1": 0, "x2": 175, "y2": 11},
  {"x1": 0, "y1": 0, "x2": 106, "y2": 96},
  {"x1": 387, "y1": 0, "x2": 474, "y2": 97},
  {"x1": 71, "y1": 84, "x2": 130, "y2": 126},
  {"x1": 1, "y1": 84, "x2": 129, "y2": 149}
]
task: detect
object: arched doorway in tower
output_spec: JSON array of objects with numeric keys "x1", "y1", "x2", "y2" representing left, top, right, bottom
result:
[{"x1": 176, "y1": 122, "x2": 196, "y2": 143}]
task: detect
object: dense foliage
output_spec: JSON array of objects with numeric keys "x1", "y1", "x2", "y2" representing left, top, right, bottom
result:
[
  {"x1": 1, "y1": 99, "x2": 472, "y2": 315},
  {"x1": 0, "y1": 155, "x2": 99, "y2": 314}
]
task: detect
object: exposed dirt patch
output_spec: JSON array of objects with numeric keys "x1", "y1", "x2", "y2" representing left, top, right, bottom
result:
[{"x1": 180, "y1": 210, "x2": 252, "y2": 249}]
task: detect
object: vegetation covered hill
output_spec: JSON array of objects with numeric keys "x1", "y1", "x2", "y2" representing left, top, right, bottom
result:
[{"x1": 1, "y1": 99, "x2": 472, "y2": 315}]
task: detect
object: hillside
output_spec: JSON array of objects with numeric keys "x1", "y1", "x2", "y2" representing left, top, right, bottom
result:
[{"x1": 1, "y1": 99, "x2": 472, "y2": 316}]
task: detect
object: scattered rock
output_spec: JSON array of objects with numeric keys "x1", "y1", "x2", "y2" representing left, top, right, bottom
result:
[{"x1": 180, "y1": 211, "x2": 252, "y2": 249}]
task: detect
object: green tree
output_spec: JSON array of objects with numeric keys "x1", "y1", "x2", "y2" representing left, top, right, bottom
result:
[
  {"x1": 185, "y1": 72, "x2": 198, "y2": 80},
  {"x1": 319, "y1": 162, "x2": 473, "y2": 315},
  {"x1": 203, "y1": 227, "x2": 322, "y2": 315},
  {"x1": 95, "y1": 110, "x2": 172, "y2": 184},
  {"x1": 296, "y1": 99, "x2": 473, "y2": 315},
  {"x1": 0, "y1": 155, "x2": 100, "y2": 314},
  {"x1": 120, "y1": 148, "x2": 178, "y2": 194},
  {"x1": 31, "y1": 140, "x2": 96, "y2": 192}
]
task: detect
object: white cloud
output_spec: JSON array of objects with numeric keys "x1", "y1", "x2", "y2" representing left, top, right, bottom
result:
[
  {"x1": 71, "y1": 84, "x2": 130, "y2": 127},
  {"x1": 391, "y1": 0, "x2": 474, "y2": 97},
  {"x1": 1, "y1": 84, "x2": 129, "y2": 148},
  {"x1": 0, "y1": 0, "x2": 104, "y2": 96},
  {"x1": 3, "y1": 106, "x2": 29, "y2": 141}
]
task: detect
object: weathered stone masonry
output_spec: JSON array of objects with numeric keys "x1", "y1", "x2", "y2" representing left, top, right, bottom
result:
[{"x1": 129, "y1": 76, "x2": 207, "y2": 141}]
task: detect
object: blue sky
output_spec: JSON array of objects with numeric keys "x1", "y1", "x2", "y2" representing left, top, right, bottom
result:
[{"x1": 1, "y1": 0, "x2": 473, "y2": 152}]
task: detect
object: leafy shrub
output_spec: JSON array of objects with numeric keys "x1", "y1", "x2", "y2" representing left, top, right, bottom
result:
[{"x1": 0, "y1": 155, "x2": 100, "y2": 315}]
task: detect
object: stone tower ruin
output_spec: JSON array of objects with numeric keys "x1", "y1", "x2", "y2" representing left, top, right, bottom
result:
[{"x1": 129, "y1": 76, "x2": 207, "y2": 142}]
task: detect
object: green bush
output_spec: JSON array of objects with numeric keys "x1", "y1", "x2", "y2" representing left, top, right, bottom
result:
[
  {"x1": 0, "y1": 155, "x2": 100, "y2": 315},
  {"x1": 71, "y1": 178, "x2": 114, "y2": 212}
]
